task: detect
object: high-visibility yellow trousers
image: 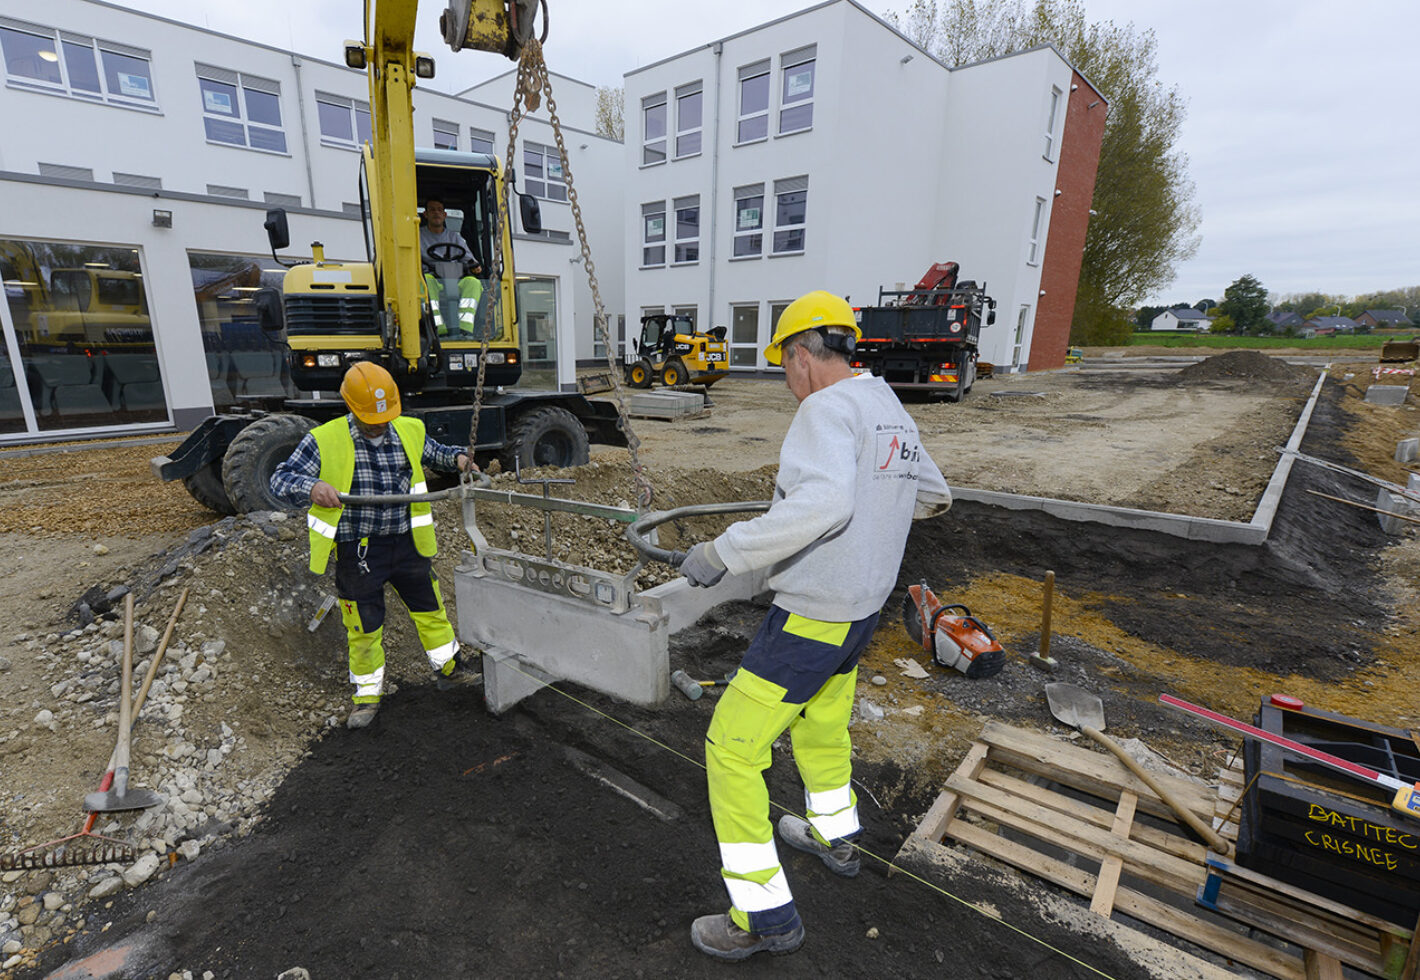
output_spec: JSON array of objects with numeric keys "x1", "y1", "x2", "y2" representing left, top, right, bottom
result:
[{"x1": 705, "y1": 605, "x2": 878, "y2": 935}]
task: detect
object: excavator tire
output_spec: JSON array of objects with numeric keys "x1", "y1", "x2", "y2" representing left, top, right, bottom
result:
[
  {"x1": 660, "y1": 357, "x2": 688, "y2": 387},
  {"x1": 500, "y1": 405, "x2": 590, "y2": 471},
  {"x1": 221, "y1": 414, "x2": 317, "y2": 514},
  {"x1": 182, "y1": 459, "x2": 237, "y2": 516},
  {"x1": 627, "y1": 358, "x2": 654, "y2": 389}
]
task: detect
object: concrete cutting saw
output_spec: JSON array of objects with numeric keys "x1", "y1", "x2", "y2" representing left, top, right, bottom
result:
[{"x1": 902, "y1": 582, "x2": 1005, "y2": 679}]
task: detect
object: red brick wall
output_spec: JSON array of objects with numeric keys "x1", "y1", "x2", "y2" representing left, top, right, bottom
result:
[{"x1": 1028, "y1": 71, "x2": 1106, "y2": 370}]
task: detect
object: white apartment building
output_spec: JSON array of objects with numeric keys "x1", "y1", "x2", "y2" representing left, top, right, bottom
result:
[
  {"x1": 0, "y1": 0, "x2": 624, "y2": 443},
  {"x1": 623, "y1": 0, "x2": 1106, "y2": 375}
]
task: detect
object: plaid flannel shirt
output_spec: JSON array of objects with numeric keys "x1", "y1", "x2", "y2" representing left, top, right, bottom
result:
[{"x1": 269, "y1": 416, "x2": 464, "y2": 541}]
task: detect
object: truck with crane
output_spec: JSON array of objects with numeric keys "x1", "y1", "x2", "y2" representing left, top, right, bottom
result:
[
  {"x1": 151, "y1": 0, "x2": 626, "y2": 516},
  {"x1": 850, "y1": 261, "x2": 997, "y2": 402}
]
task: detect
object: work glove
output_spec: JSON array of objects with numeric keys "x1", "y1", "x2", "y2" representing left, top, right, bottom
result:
[{"x1": 681, "y1": 542, "x2": 727, "y2": 588}]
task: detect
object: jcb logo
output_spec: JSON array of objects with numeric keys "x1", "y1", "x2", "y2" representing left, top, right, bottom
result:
[{"x1": 877, "y1": 433, "x2": 920, "y2": 470}]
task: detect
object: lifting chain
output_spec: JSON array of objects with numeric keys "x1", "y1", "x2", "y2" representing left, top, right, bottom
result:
[{"x1": 467, "y1": 37, "x2": 654, "y2": 510}]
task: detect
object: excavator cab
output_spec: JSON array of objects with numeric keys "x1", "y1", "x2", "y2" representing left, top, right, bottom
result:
[
  {"x1": 266, "y1": 148, "x2": 524, "y2": 395},
  {"x1": 625, "y1": 313, "x2": 729, "y2": 388}
]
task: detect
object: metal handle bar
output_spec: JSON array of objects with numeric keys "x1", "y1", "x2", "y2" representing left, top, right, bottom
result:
[
  {"x1": 337, "y1": 469, "x2": 493, "y2": 506},
  {"x1": 624, "y1": 501, "x2": 771, "y2": 567}
]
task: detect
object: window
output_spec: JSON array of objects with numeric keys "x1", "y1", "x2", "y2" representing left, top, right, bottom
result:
[
  {"x1": 641, "y1": 91, "x2": 667, "y2": 165},
  {"x1": 673, "y1": 306, "x2": 698, "y2": 332},
  {"x1": 38, "y1": 163, "x2": 93, "y2": 182},
  {"x1": 1044, "y1": 86, "x2": 1061, "y2": 159},
  {"x1": 772, "y1": 176, "x2": 808, "y2": 254},
  {"x1": 732, "y1": 184, "x2": 764, "y2": 258},
  {"x1": 207, "y1": 184, "x2": 249, "y2": 200},
  {"x1": 0, "y1": 239, "x2": 167, "y2": 435},
  {"x1": 315, "y1": 91, "x2": 372, "y2": 149},
  {"x1": 113, "y1": 172, "x2": 161, "y2": 190},
  {"x1": 1012, "y1": 305, "x2": 1030, "y2": 367},
  {"x1": 641, "y1": 202, "x2": 666, "y2": 267},
  {"x1": 1028, "y1": 197, "x2": 1046, "y2": 265},
  {"x1": 730, "y1": 304, "x2": 760, "y2": 367},
  {"x1": 523, "y1": 142, "x2": 567, "y2": 202},
  {"x1": 187, "y1": 251, "x2": 290, "y2": 410},
  {"x1": 196, "y1": 65, "x2": 286, "y2": 153},
  {"x1": 0, "y1": 20, "x2": 156, "y2": 109},
  {"x1": 469, "y1": 127, "x2": 495, "y2": 155},
  {"x1": 674, "y1": 81, "x2": 702, "y2": 158},
  {"x1": 432, "y1": 118, "x2": 458, "y2": 150},
  {"x1": 770, "y1": 301, "x2": 791, "y2": 339},
  {"x1": 779, "y1": 46, "x2": 815, "y2": 135},
  {"x1": 673, "y1": 195, "x2": 699, "y2": 264},
  {"x1": 736, "y1": 61, "x2": 770, "y2": 143}
]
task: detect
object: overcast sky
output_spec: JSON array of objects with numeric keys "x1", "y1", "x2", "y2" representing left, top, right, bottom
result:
[{"x1": 120, "y1": 0, "x2": 1420, "y2": 308}]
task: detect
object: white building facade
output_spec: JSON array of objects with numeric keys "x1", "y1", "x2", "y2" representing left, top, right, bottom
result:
[
  {"x1": 0, "y1": 0, "x2": 624, "y2": 443},
  {"x1": 622, "y1": 0, "x2": 1105, "y2": 375}
]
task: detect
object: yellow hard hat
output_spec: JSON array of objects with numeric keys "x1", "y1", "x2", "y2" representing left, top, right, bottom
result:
[
  {"x1": 764, "y1": 290, "x2": 861, "y2": 366},
  {"x1": 340, "y1": 361, "x2": 401, "y2": 423}
]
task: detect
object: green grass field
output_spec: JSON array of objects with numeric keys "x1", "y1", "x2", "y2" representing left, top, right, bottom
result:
[{"x1": 1127, "y1": 333, "x2": 1402, "y2": 350}]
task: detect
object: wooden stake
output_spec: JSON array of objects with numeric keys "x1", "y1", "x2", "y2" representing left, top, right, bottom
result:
[{"x1": 1040, "y1": 571, "x2": 1055, "y2": 658}]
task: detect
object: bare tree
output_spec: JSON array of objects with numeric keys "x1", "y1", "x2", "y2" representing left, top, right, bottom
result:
[{"x1": 594, "y1": 85, "x2": 624, "y2": 142}]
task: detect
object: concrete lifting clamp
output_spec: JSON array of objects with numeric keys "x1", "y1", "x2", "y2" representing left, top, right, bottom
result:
[{"x1": 339, "y1": 472, "x2": 768, "y2": 714}]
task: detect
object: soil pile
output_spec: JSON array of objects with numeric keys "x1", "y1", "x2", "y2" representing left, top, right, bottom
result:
[{"x1": 1176, "y1": 349, "x2": 1315, "y2": 384}]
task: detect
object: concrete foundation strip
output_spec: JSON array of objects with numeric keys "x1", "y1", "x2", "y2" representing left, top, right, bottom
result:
[{"x1": 952, "y1": 370, "x2": 1329, "y2": 545}]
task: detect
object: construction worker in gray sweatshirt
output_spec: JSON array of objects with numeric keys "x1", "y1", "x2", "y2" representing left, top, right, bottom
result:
[{"x1": 679, "y1": 290, "x2": 951, "y2": 961}]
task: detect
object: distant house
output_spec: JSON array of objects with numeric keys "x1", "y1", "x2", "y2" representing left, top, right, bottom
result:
[
  {"x1": 1264, "y1": 311, "x2": 1304, "y2": 332},
  {"x1": 1355, "y1": 309, "x2": 1414, "y2": 329},
  {"x1": 1151, "y1": 307, "x2": 1213, "y2": 332},
  {"x1": 1300, "y1": 316, "x2": 1359, "y2": 338}
]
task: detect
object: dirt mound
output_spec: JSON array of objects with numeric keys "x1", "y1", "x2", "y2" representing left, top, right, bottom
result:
[{"x1": 1177, "y1": 349, "x2": 1315, "y2": 383}]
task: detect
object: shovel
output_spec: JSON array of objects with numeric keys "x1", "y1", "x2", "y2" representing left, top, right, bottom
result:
[
  {"x1": 84, "y1": 594, "x2": 164, "y2": 814},
  {"x1": 1045, "y1": 682, "x2": 1230, "y2": 855}
]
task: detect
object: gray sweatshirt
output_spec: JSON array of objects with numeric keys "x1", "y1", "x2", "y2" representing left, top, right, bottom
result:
[{"x1": 713, "y1": 373, "x2": 951, "y2": 622}]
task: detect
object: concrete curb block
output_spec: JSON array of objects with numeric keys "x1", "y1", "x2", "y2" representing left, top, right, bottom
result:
[{"x1": 952, "y1": 369, "x2": 1329, "y2": 547}]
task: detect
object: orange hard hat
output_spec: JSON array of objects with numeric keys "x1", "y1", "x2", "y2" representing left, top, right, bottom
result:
[{"x1": 340, "y1": 362, "x2": 401, "y2": 423}]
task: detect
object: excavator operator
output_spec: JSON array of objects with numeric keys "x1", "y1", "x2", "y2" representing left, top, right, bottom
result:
[
  {"x1": 420, "y1": 197, "x2": 485, "y2": 337},
  {"x1": 269, "y1": 361, "x2": 480, "y2": 729}
]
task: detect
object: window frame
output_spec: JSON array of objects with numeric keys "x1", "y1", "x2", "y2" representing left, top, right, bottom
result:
[
  {"x1": 641, "y1": 201, "x2": 667, "y2": 268},
  {"x1": 736, "y1": 60, "x2": 770, "y2": 145},
  {"x1": 641, "y1": 91, "x2": 668, "y2": 166},
  {"x1": 196, "y1": 64, "x2": 287, "y2": 154},
  {"x1": 0, "y1": 20, "x2": 158, "y2": 111},
  {"x1": 672, "y1": 195, "x2": 700, "y2": 265},
  {"x1": 731, "y1": 184, "x2": 765, "y2": 260},
  {"x1": 315, "y1": 91, "x2": 372, "y2": 151},
  {"x1": 729, "y1": 303, "x2": 761, "y2": 368},
  {"x1": 778, "y1": 46, "x2": 816, "y2": 136},
  {"x1": 771, "y1": 177, "x2": 808, "y2": 256},
  {"x1": 469, "y1": 126, "x2": 495, "y2": 155},
  {"x1": 674, "y1": 81, "x2": 703, "y2": 159},
  {"x1": 522, "y1": 141, "x2": 567, "y2": 202},
  {"x1": 432, "y1": 117, "x2": 459, "y2": 151},
  {"x1": 1044, "y1": 86, "x2": 1062, "y2": 160},
  {"x1": 1027, "y1": 197, "x2": 1046, "y2": 266}
]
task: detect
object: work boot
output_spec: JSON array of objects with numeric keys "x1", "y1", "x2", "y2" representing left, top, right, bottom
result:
[
  {"x1": 435, "y1": 654, "x2": 480, "y2": 691},
  {"x1": 690, "y1": 913, "x2": 804, "y2": 961},
  {"x1": 778, "y1": 814, "x2": 860, "y2": 877},
  {"x1": 346, "y1": 702, "x2": 379, "y2": 729}
]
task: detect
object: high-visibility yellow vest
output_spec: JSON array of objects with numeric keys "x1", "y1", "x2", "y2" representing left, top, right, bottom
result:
[{"x1": 306, "y1": 415, "x2": 437, "y2": 573}]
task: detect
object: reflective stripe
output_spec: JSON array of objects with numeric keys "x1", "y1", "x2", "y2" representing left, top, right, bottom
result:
[
  {"x1": 719, "y1": 839, "x2": 779, "y2": 873},
  {"x1": 459, "y1": 299, "x2": 478, "y2": 309},
  {"x1": 805, "y1": 784, "x2": 852, "y2": 817},
  {"x1": 349, "y1": 666, "x2": 384, "y2": 698},
  {"x1": 410, "y1": 512, "x2": 434, "y2": 528},
  {"x1": 425, "y1": 639, "x2": 458, "y2": 670},
  {"x1": 722, "y1": 868, "x2": 792, "y2": 912},
  {"x1": 411, "y1": 481, "x2": 428, "y2": 495},
  {"x1": 782, "y1": 613, "x2": 850, "y2": 646},
  {"x1": 809, "y1": 805, "x2": 859, "y2": 842},
  {"x1": 307, "y1": 513, "x2": 337, "y2": 539}
]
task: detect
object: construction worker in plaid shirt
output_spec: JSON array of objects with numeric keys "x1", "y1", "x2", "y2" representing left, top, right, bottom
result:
[{"x1": 270, "y1": 362, "x2": 477, "y2": 729}]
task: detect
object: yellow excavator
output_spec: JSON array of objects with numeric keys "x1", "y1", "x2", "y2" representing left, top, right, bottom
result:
[{"x1": 154, "y1": 1, "x2": 627, "y2": 514}]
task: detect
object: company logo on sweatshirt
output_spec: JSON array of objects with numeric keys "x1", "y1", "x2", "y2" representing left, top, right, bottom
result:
[{"x1": 876, "y1": 427, "x2": 921, "y2": 473}]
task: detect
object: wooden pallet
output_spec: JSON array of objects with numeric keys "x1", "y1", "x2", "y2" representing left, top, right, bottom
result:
[{"x1": 901, "y1": 722, "x2": 1417, "y2": 980}]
